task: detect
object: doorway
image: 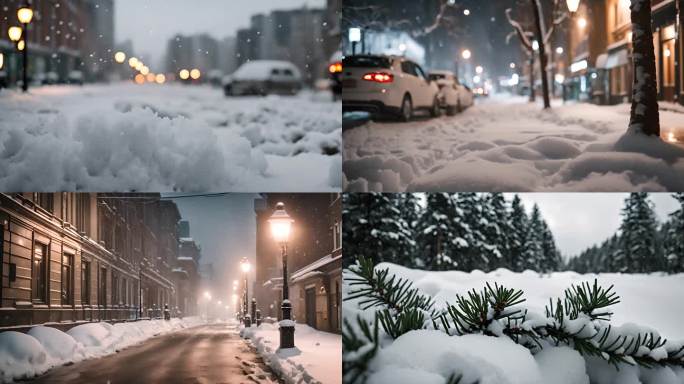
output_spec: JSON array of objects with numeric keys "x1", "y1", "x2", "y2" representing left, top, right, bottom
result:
[{"x1": 305, "y1": 287, "x2": 316, "y2": 329}]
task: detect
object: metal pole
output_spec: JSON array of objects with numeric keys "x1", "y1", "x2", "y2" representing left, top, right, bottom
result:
[
  {"x1": 279, "y1": 243, "x2": 294, "y2": 349},
  {"x1": 22, "y1": 22, "x2": 28, "y2": 92}
]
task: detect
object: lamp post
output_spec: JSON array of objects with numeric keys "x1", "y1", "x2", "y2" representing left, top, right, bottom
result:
[
  {"x1": 268, "y1": 202, "x2": 295, "y2": 349},
  {"x1": 240, "y1": 257, "x2": 251, "y2": 326},
  {"x1": 566, "y1": 0, "x2": 580, "y2": 103},
  {"x1": 16, "y1": 2, "x2": 33, "y2": 92}
]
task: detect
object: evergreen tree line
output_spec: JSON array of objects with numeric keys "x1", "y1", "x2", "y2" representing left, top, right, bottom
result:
[
  {"x1": 343, "y1": 193, "x2": 562, "y2": 272},
  {"x1": 566, "y1": 193, "x2": 684, "y2": 274}
]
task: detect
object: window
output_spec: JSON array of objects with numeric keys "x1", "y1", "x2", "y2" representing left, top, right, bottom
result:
[
  {"x1": 121, "y1": 278, "x2": 127, "y2": 306},
  {"x1": 615, "y1": 0, "x2": 630, "y2": 27},
  {"x1": 414, "y1": 64, "x2": 428, "y2": 81},
  {"x1": 112, "y1": 273, "x2": 119, "y2": 305},
  {"x1": 32, "y1": 242, "x2": 48, "y2": 303},
  {"x1": 99, "y1": 267, "x2": 107, "y2": 307},
  {"x1": 333, "y1": 221, "x2": 341, "y2": 250},
  {"x1": 81, "y1": 260, "x2": 90, "y2": 305},
  {"x1": 34, "y1": 193, "x2": 54, "y2": 212},
  {"x1": 75, "y1": 194, "x2": 90, "y2": 235},
  {"x1": 662, "y1": 27, "x2": 676, "y2": 87},
  {"x1": 401, "y1": 61, "x2": 415, "y2": 76},
  {"x1": 61, "y1": 254, "x2": 73, "y2": 305}
]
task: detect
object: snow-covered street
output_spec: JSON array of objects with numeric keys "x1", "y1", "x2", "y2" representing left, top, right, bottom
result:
[
  {"x1": 11, "y1": 321, "x2": 281, "y2": 384},
  {"x1": 0, "y1": 84, "x2": 341, "y2": 192},
  {"x1": 242, "y1": 322, "x2": 342, "y2": 384},
  {"x1": 343, "y1": 96, "x2": 684, "y2": 192}
]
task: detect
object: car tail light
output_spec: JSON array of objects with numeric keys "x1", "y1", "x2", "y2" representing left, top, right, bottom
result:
[
  {"x1": 329, "y1": 62, "x2": 342, "y2": 74},
  {"x1": 362, "y1": 72, "x2": 393, "y2": 83}
]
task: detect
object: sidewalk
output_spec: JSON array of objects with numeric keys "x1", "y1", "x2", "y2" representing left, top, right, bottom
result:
[{"x1": 240, "y1": 321, "x2": 342, "y2": 384}]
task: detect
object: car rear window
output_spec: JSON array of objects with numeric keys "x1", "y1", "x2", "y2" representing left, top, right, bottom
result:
[
  {"x1": 429, "y1": 74, "x2": 446, "y2": 81},
  {"x1": 344, "y1": 56, "x2": 391, "y2": 69}
]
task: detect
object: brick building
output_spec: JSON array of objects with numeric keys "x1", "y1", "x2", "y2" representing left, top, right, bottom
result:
[
  {"x1": 254, "y1": 194, "x2": 342, "y2": 334},
  {"x1": 0, "y1": 193, "x2": 196, "y2": 327}
]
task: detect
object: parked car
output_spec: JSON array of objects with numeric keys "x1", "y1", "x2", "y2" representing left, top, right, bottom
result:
[
  {"x1": 342, "y1": 55, "x2": 440, "y2": 121},
  {"x1": 207, "y1": 69, "x2": 224, "y2": 87},
  {"x1": 428, "y1": 70, "x2": 474, "y2": 115},
  {"x1": 328, "y1": 50, "x2": 343, "y2": 100},
  {"x1": 68, "y1": 70, "x2": 84, "y2": 85},
  {"x1": 45, "y1": 71, "x2": 59, "y2": 85},
  {"x1": 225, "y1": 60, "x2": 302, "y2": 96}
]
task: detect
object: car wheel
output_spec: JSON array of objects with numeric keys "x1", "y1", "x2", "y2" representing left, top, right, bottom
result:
[
  {"x1": 429, "y1": 96, "x2": 441, "y2": 118},
  {"x1": 399, "y1": 95, "x2": 413, "y2": 122},
  {"x1": 457, "y1": 100, "x2": 463, "y2": 113},
  {"x1": 446, "y1": 103, "x2": 458, "y2": 116}
]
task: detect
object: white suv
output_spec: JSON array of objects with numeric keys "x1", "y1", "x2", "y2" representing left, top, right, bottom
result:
[
  {"x1": 428, "y1": 70, "x2": 474, "y2": 116},
  {"x1": 342, "y1": 55, "x2": 441, "y2": 121}
]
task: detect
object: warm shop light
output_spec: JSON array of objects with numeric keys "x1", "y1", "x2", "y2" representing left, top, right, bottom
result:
[
  {"x1": 114, "y1": 51, "x2": 126, "y2": 63},
  {"x1": 668, "y1": 132, "x2": 678, "y2": 143},
  {"x1": 190, "y1": 69, "x2": 201, "y2": 80},
  {"x1": 0, "y1": 53, "x2": 3, "y2": 70},
  {"x1": 134, "y1": 73, "x2": 145, "y2": 84},
  {"x1": 17, "y1": 40, "x2": 25, "y2": 51},
  {"x1": 577, "y1": 17, "x2": 587, "y2": 29},
  {"x1": 155, "y1": 73, "x2": 166, "y2": 84},
  {"x1": 179, "y1": 69, "x2": 190, "y2": 80},
  {"x1": 146, "y1": 73, "x2": 156, "y2": 82}
]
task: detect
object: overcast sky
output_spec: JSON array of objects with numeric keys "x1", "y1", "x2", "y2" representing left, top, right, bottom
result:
[
  {"x1": 114, "y1": 0, "x2": 325, "y2": 68},
  {"x1": 514, "y1": 193, "x2": 679, "y2": 259}
]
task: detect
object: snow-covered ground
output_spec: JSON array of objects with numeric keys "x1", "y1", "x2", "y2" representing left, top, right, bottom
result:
[
  {"x1": 343, "y1": 264, "x2": 684, "y2": 384},
  {"x1": 0, "y1": 317, "x2": 203, "y2": 383},
  {"x1": 0, "y1": 83, "x2": 341, "y2": 191},
  {"x1": 241, "y1": 321, "x2": 342, "y2": 384},
  {"x1": 343, "y1": 95, "x2": 684, "y2": 192}
]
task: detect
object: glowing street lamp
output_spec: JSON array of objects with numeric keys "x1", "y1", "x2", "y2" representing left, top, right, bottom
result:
[
  {"x1": 16, "y1": 2, "x2": 33, "y2": 92},
  {"x1": 566, "y1": 0, "x2": 580, "y2": 13},
  {"x1": 140, "y1": 66, "x2": 149, "y2": 75},
  {"x1": 7, "y1": 26, "x2": 22, "y2": 43},
  {"x1": 461, "y1": 49, "x2": 471, "y2": 60},
  {"x1": 240, "y1": 257, "x2": 251, "y2": 326},
  {"x1": 155, "y1": 73, "x2": 166, "y2": 84},
  {"x1": 114, "y1": 51, "x2": 126, "y2": 64},
  {"x1": 577, "y1": 17, "x2": 587, "y2": 29},
  {"x1": 179, "y1": 69, "x2": 190, "y2": 80},
  {"x1": 268, "y1": 202, "x2": 295, "y2": 349},
  {"x1": 190, "y1": 68, "x2": 201, "y2": 80},
  {"x1": 204, "y1": 291, "x2": 212, "y2": 300},
  {"x1": 128, "y1": 57, "x2": 139, "y2": 68}
]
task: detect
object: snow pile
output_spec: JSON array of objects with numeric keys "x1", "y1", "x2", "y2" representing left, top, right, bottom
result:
[
  {"x1": 0, "y1": 317, "x2": 203, "y2": 382},
  {"x1": 240, "y1": 322, "x2": 341, "y2": 384},
  {"x1": 344, "y1": 264, "x2": 684, "y2": 383},
  {"x1": 0, "y1": 84, "x2": 341, "y2": 191},
  {"x1": 343, "y1": 96, "x2": 684, "y2": 192}
]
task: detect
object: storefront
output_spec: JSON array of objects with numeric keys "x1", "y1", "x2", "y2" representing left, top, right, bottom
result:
[
  {"x1": 652, "y1": 0, "x2": 679, "y2": 103},
  {"x1": 596, "y1": 45, "x2": 632, "y2": 105}
]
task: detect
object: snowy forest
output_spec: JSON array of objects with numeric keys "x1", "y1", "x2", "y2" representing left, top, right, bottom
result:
[
  {"x1": 567, "y1": 193, "x2": 684, "y2": 274},
  {"x1": 343, "y1": 193, "x2": 684, "y2": 274}
]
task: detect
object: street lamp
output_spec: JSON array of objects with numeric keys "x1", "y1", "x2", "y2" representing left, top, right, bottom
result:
[
  {"x1": 190, "y1": 69, "x2": 201, "y2": 80},
  {"x1": 566, "y1": 0, "x2": 580, "y2": 13},
  {"x1": 114, "y1": 51, "x2": 126, "y2": 64},
  {"x1": 240, "y1": 257, "x2": 251, "y2": 326},
  {"x1": 461, "y1": 49, "x2": 471, "y2": 60},
  {"x1": 179, "y1": 69, "x2": 190, "y2": 80},
  {"x1": 268, "y1": 202, "x2": 295, "y2": 349},
  {"x1": 16, "y1": 2, "x2": 33, "y2": 92}
]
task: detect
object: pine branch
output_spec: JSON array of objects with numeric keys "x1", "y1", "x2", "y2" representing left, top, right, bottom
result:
[
  {"x1": 345, "y1": 257, "x2": 435, "y2": 315},
  {"x1": 342, "y1": 314, "x2": 380, "y2": 384}
]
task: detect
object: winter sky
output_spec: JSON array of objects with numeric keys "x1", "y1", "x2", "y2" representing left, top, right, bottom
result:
[
  {"x1": 114, "y1": 0, "x2": 326, "y2": 68},
  {"x1": 514, "y1": 193, "x2": 679, "y2": 259},
  {"x1": 163, "y1": 193, "x2": 259, "y2": 302}
]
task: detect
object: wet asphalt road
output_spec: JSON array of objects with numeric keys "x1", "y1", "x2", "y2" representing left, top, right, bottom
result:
[{"x1": 28, "y1": 323, "x2": 280, "y2": 384}]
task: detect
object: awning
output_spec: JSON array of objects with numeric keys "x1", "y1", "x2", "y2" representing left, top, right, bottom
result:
[{"x1": 597, "y1": 49, "x2": 629, "y2": 69}]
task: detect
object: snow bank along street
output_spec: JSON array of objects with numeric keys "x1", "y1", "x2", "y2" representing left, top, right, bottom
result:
[
  {"x1": 343, "y1": 264, "x2": 684, "y2": 384},
  {"x1": 0, "y1": 84, "x2": 341, "y2": 192},
  {"x1": 241, "y1": 321, "x2": 342, "y2": 384},
  {"x1": 0, "y1": 317, "x2": 202, "y2": 382},
  {"x1": 343, "y1": 97, "x2": 684, "y2": 192}
]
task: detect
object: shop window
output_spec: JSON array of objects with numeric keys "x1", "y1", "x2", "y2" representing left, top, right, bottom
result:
[
  {"x1": 654, "y1": 32, "x2": 661, "y2": 92},
  {"x1": 662, "y1": 26, "x2": 676, "y2": 87}
]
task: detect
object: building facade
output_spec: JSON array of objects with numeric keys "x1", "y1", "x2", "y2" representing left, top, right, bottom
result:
[
  {"x1": 565, "y1": 0, "x2": 683, "y2": 105},
  {"x1": 0, "y1": 0, "x2": 114, "y2": 87},
  {"x1": 0, "y1": 193, "x2": 194, "y2": 328},
  {"x1": 254, "y1": 194, "x2": 342, "y2": 334}
]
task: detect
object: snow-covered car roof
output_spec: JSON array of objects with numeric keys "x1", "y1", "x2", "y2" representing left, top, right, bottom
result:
[
  {"x1": 232, "y1": 60, "x2": 301, "y2": 81},
  {"x1": 428, "y1": 70, "x2": 456, "y2": 76}
]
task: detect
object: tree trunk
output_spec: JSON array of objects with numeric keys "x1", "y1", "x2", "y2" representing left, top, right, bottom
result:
[
  {"x1": 531, "y1": 0, "x2": 551, "y2": 109},
  {"x1": 529, "y1": 55, "x2": 536, "y2": 102},
  {"x1": 629, "y1": 0, "x2": 660, "y2": 136}
]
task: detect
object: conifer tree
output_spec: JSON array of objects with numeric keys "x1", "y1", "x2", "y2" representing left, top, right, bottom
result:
[
  {"x1": 619, "y1": 193, "x2": 660, "y2": 273},
  {"x1": 415, "y1": 193, "x2": 460, "y2": 270},
  {"x1": 664, "y1": 193, "x2": 684, "y2": 272},
  {"x1": 479, "y1": 193, "x2": 510, "y2": 270},
  {"x1": 509, "y1": 195, "x2": 529, "y2": 272},
  {"x1": 540, "y1": 219, "x2": 561, "y2": 272},
  {"x1": 522, "y1": 204, "x2": 544, "y2": 271},
  {"x1": 454, "y1": 193, "x2": 488, "y2": 271}
]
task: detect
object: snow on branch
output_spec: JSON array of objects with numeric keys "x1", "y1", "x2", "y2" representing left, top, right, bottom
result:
[{"x1": 506, "y1": 8, "x2": 534, "y2": 53}]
